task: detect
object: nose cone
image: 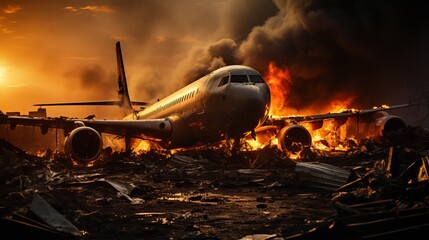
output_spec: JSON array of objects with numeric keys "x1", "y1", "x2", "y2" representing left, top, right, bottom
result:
[{"x1": 226, "y1": 84, "x2": 270, "y2": 137}]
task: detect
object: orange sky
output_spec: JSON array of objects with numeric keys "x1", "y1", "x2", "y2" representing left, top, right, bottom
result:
[{"x1": 0, "y1": 0, "x2": 252, "y2": 119}]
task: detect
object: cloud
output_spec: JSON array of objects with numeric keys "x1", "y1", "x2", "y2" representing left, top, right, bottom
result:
[
  {"x1": 1, "y1": 26, "x2": 13, "y2": 34},
  {"x1": 63, "y1": 6, "x2": 78, "y2": 12},
  {"x1": 80, "y1": 5, "x2": 114, "y2": 13},
  {"x1": 64, "y1": 5, "x2": 114, "y2": 14},
  {"x1": 63, "y1": 64, "x2": 116, "y2": 99},
  {"x1": 3, "y1": 5, "x2": 21, "y2": 14}
]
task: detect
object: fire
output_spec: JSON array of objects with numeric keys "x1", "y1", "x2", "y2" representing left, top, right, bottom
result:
[
  {"x1": 326, "y1": 97, "x2": 356, "y2": 113},
  {"x1": 247, "y1": 62, "x2": 363, "y2": 158},
  {"x1": 264, "y1": 62, "x2": 357, "y2": 116},
  {"x1": 373, "y1": 104, "x2": 390, "y2": 109},
  {"x1": 132, "y1": 140, "x2": 153, "y2": 154},
  {"x1": 265, "y1": 62, "x2": 293, "y2": 116}
]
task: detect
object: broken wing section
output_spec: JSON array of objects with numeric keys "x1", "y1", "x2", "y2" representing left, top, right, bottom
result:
[
  {"x1": 256, "y1": 104, "x2": 410, "y2": 157},
  {"x1": 0, "y1": 114, "x2": 172, "y2": 163}
]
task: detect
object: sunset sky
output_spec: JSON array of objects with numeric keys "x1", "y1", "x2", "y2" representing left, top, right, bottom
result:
[{"x1": 1, "y1": 0, "x2": 429, "y2": 125}]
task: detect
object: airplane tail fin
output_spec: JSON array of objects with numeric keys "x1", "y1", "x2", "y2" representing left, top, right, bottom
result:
[
  {"x1": 33, "y1": 42, "x2": 147, "y2": 115},
  {"x1": 116, "y1": 41, "x2": 133, "y2": 116}
]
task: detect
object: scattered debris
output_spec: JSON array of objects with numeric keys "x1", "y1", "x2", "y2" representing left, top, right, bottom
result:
[
  {"x1": 1, "y1": 125, "x2": 429, "y2": 239},
  {"x1": 30, "y1": 192, "x2": 83, "y2": 237},
  {"x1": 294, "y1": 162, "x2": 351, "y2": 191},
  {"x1": 105, "y1": 178, "x2": 145, "y2": 204}
]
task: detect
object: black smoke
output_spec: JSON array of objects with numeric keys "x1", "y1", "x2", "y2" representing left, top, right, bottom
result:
[
  {"x1": 175, "y1": 0, "x2": 429, "y2": 125},
  {"x1": 63, "y1": 64, "x2": 116, "y2": 99}
]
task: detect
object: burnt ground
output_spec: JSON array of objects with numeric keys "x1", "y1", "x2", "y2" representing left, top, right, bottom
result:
[{"x1": 1, "y1": 126, "x2": 429, "y2": 239}]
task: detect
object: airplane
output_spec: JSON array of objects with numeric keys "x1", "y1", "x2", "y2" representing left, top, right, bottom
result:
[{"x1": 0, "y1": 41, "x2": 410, "y2": 164}]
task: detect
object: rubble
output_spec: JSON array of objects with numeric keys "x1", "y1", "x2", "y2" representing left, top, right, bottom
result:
[
  {"x1": 1, "y1": 126, "x2": 429, "y2": 239},
  {"x1": 30, "y1": 192, "x2": 83, "y2": 237},
  {"x1": 294, "y1": 162, "x2": 351, "y2": 191}
]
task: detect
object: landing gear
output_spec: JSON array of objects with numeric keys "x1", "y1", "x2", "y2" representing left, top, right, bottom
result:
[{"x1": 226, "y1": 137, "x2": 249, "y2": 167}]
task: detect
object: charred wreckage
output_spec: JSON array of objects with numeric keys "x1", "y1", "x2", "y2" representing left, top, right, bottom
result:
[
  {"x1": 2, "y1": 104, "x2": 429, "y2": 239},
  {"x1": 0, "y1": 104, "x2": 408, "y2": 165}
]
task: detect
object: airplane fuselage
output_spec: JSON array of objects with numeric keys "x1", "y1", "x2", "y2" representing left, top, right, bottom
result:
[{"x1": 124, "y1": 65, "x2": 271, "y2": 149}]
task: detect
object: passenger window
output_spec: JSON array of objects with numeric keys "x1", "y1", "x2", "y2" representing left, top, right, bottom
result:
[
  {"x1": 230, "y1": 75, "x2": 249, "y2": 83},
  {"x1": 218, "y1": 76, "x2": 229, "y2": 87},
  {"x1": 249, "y1": 75, "x2": 265, "y2": 83}
]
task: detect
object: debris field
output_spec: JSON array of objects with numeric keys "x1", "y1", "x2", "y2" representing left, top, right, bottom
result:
[{"x1": 1, "y1": 126, "x2": 429, "y2": 239}]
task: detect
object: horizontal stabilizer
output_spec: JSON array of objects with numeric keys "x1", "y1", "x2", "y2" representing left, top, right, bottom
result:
[{"x1": 34, "y1": 100, "x2": 148, "y2": 107}]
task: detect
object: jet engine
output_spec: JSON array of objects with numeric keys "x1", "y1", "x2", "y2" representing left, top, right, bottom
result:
[
  {"x1": 64, "y1": 126, "x2": 103, "y2": 163},
  {"x1": 276, "y1": 124, "x2": 312, "y2": 155},
  {"x1": 360, "y1": 113, "x2": 406, "y2": 144}
]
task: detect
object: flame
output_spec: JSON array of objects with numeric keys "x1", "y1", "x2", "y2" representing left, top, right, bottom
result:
[
  {"x1": 244, "y1": 126, "x2": 278, "y2": 151},
  {"x1": 265, "y1": 62, "x2": 293, "y2": 116},
  {"x1": 254, "y1": 62, "x2": 364, "y2": 157},
  {"x1": 264, "y1": 62, "x2": 357, "y2": 116},
  {"x1": 373, "y1": 104, "x2": 390, "y2": 109},
  {"x1": 132, "y1": 139, "x2": 153, "y2": 154},
  {"x1": 326, "y1": 97, "x2": 356, "y2": 113},
  {"x1": 70, "y1": 159, "x2": 95, "y2": 167}
]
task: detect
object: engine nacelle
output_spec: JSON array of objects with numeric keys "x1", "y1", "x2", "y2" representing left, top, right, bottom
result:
[
  {"x1": 64, "y1": 126, "x2": 103, "y2": 163},
  {"x1": 277, "y1": 124, "x2": 312, "y2": 154},
  {"x1": 363, "y1": 114, "x2": 406, "y2": 144}
]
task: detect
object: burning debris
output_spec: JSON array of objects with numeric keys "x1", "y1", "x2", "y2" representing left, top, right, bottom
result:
[{"x1": 1, "y1": 124, "x2": 429, "y2": 239}]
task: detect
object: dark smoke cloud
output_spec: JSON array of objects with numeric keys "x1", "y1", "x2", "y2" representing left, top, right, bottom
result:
[
  {"x1": 133, "y1": 68, "x2": 165, "y2": 100},
  {"x1": 175, "y1": 39, "x2": 241, "y2": 86},
  {"x1": 220, "y1": 0, "x2": 278, "y2": 42},
  {"x1": 176, "y1": 0, "x2": 429, "y2": 116},
  {"x1": 63, "y1": 64, "x2": 116, "y2": 99}
]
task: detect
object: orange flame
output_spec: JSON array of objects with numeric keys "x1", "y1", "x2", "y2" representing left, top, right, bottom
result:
[
  {"x1": 252, "y1": 62, "x2": 363, "y2": 156},
  {"x1": 264, "y1": 62, "x2": 360, "y2": 116},
  {"x1": 326, "y1": 97, "x2": 355, "y2": 113},
  {"x1": 265, "y1": 62, "x2": 292, "y2": 116},
  {"x1": 132, "y1": 139, "x2": 153, "y2": 154}
]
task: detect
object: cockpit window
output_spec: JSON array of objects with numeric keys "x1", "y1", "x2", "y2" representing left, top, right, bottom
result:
[
  {"x1": 230, "y1": 75, "x2": 249, "y2": 83},
  {"x1": 249, "y1": 75, "x2": 265, "y2": 83},
  {"x1": 218, "y1": 76, "x2": 229, "y2": 87}
]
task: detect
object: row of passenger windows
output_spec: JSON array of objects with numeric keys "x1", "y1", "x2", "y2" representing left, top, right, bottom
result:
[
  {"x1": 218, "y1": 74, "x2": 265, "y2": 87},
  {"x1": 141, "y1": 88, "x2": 199, "y2": 119}
]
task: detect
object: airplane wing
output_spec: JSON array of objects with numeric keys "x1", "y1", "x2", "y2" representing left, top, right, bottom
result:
[
  {"x1": 271, "y1": 104, "x2": 411, "y2": 123},
  {"x1": 1, "y1": 109, "x2": 173, "y2": 163},
  {"x1": 0, "y1": 114, "x2": 171, "y2": 140},
  {"x1": 253, "y1": 103, "x2": 415, "y2": 155}
]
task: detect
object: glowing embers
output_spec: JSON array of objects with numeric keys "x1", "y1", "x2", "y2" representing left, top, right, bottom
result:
[
  {"x1": 244, "y1": 126, "x2": 278, "y2": 151},
  {"x1": 305, "y1": 120, "x2": 358, "y2": 153},
  {"x1": 243, "y1": 113, "x2": 361, "y2": 161},
  {"x1": 132, "y1": 140, "x2": 153, "y2": 153},
  {"x1": 131, "y1": 139, "x2": 170, "y2": 156}
]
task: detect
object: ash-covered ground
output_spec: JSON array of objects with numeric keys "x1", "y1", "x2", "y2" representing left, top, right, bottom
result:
[{"x1": 1, "y1": 126, "x2": 429, "y2": 239}]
